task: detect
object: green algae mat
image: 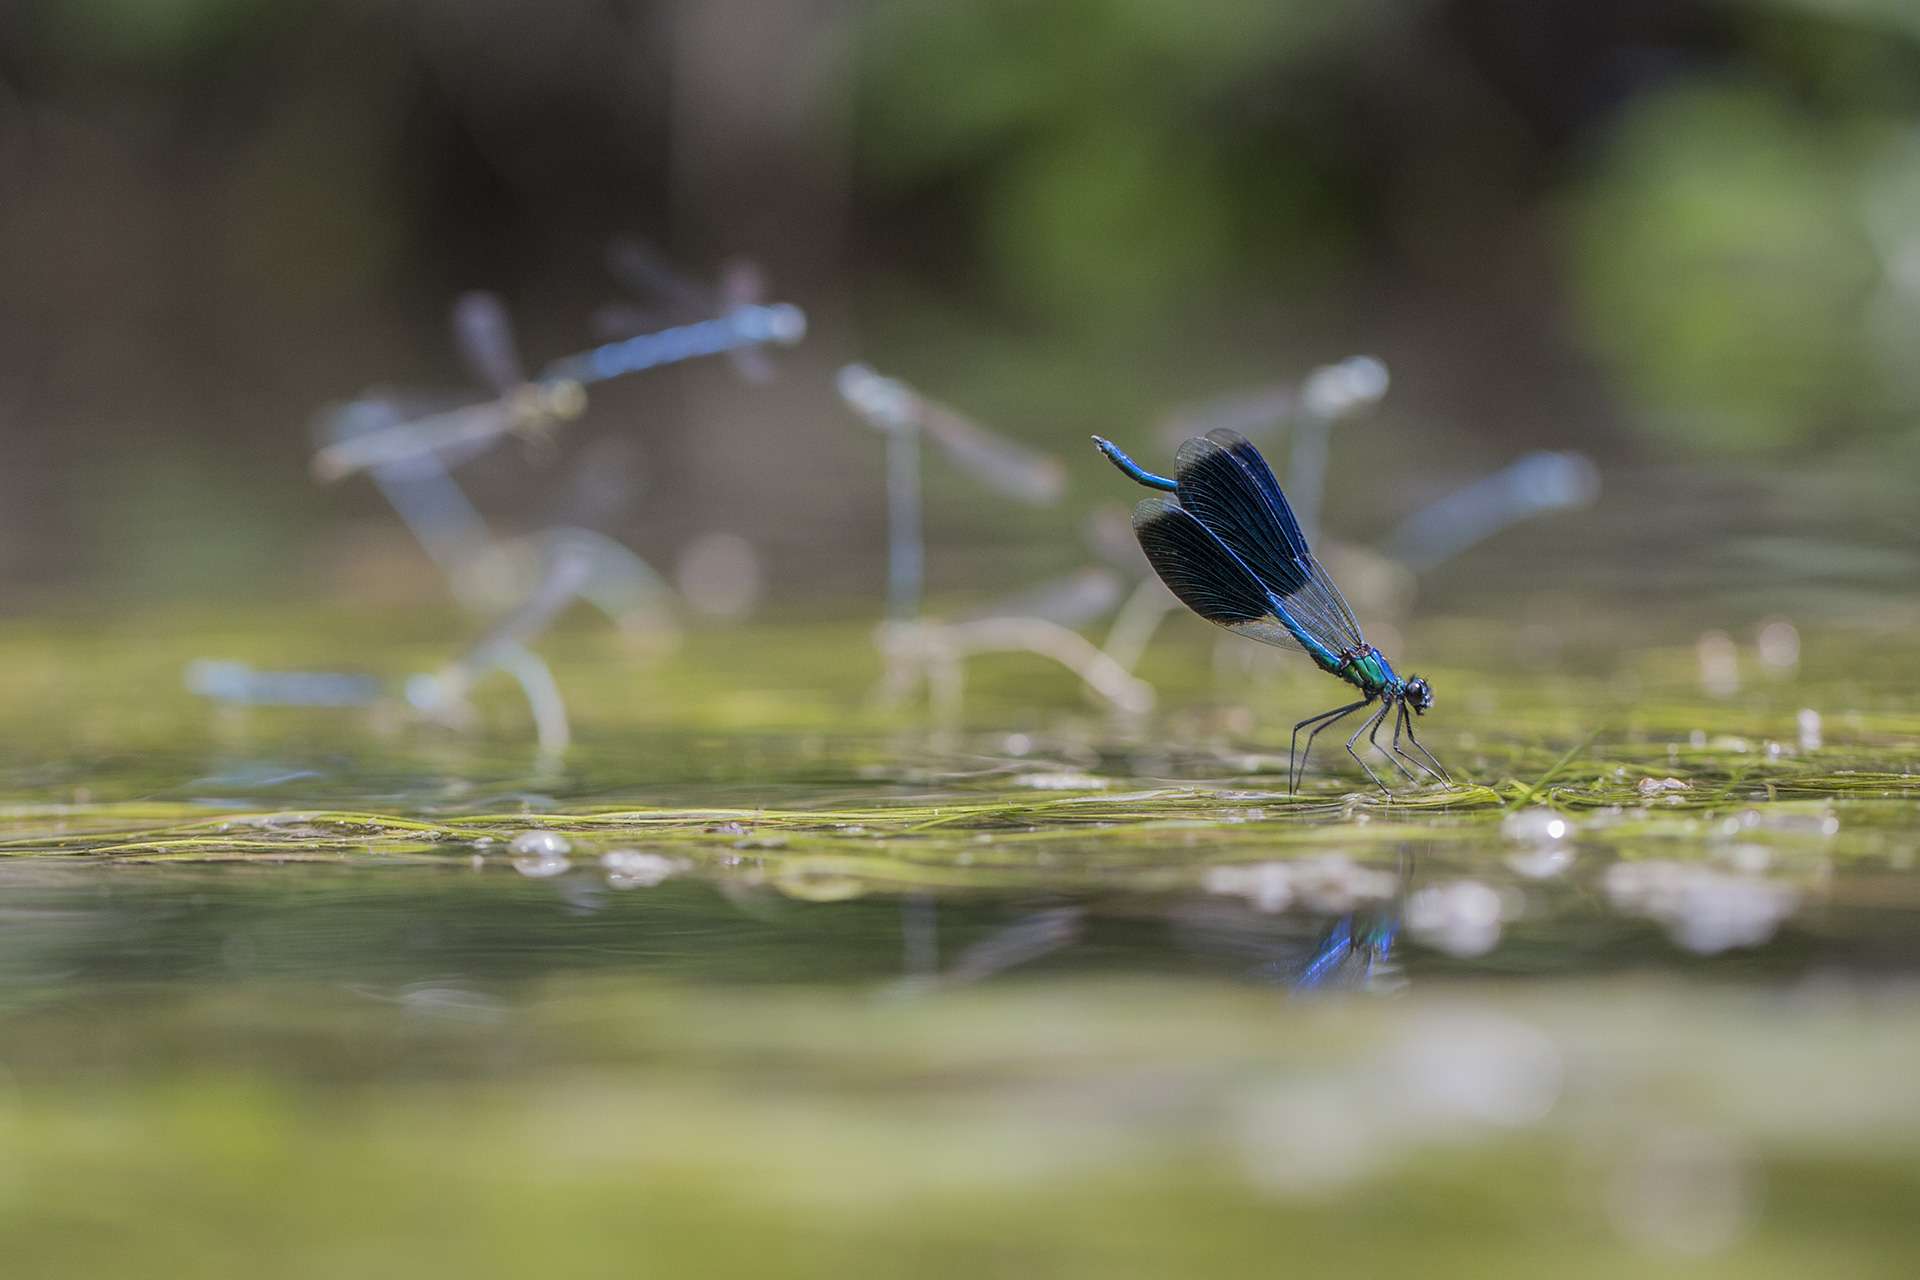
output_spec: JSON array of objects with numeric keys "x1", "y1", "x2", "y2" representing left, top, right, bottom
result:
[{"x1": 1, "y1": 611, "x2": 1918, "y2": 1277}]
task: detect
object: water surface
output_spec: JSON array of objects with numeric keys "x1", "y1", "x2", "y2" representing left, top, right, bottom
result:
[{"x1": 2, "y1": 613, "x2": 1918, "y2": 1276}]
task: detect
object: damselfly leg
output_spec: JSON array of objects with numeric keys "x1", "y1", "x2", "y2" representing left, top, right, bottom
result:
[
  {"x1": 1405, "y1": 706, "x2": 1443, "y2": 786},
  {"x1": 1401, "y1": 703, "x2": 1451, "y2": 784},
  {"x1": 1370, "y1": 706, "x2": 1418, "y2": 782},
  {"x1": 1393, "y1": 702, "x2": 1451, "y2": 785},
  {"x1": 1289, "y1": 697, "x2": 1369, "y2": 794},
  {"x1": 1345, "y1": 702, "x2": 1395, "y2": 794},
  {"x1": 1388, "y1": 702, "x2": 1436, "y2": 782}
]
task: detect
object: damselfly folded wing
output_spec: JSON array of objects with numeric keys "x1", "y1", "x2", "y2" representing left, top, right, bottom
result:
[
  {"x1": 1130, "y1": 498, "x2": 1312, "y2": 655},
  {"x1": 1171, "y1": 428, "x2": 1366, "y2": 654}
]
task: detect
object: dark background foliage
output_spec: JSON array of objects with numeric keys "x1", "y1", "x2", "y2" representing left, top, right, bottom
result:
[{"x1": 4, "y1": 0, "x2": 1917, "y2": 604}]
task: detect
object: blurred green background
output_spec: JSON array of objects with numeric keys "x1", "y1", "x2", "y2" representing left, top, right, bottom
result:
[
  {"x1": 4, "y1": 0, "x2": 1920, "y2": 611},
  {"x1": 11, "y1": 8, "x2": 1920, "y2": 1274}
]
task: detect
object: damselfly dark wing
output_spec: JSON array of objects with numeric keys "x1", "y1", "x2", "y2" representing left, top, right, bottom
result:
[
  {"x1": 1172, "y1": 428, "x2": 1365, "y2": 653},
  {"x1": 1131, "y1": 498, "x2": 1310, "y2": 654}
]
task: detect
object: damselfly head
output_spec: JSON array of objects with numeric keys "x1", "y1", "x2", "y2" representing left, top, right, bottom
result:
[
  {"x1": 1404, "y1": 675, "x2": 1433, "y2": 714},
  {"x1": 513, "y1": 380, "x2": 587, "y2": 425},
  {"x1": 756, "y1": 302, "x2": 809, "y2": 346}
]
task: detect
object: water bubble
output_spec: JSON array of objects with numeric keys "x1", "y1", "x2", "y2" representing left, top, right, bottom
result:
[
  {"x1": 1203, "y1": 856, "x2": 1398, "y2": 914},
  {"x1": 1497, "y1": 805, "x2": 1574, "y2": 875},
  {"x1": 1405, "y1": 880, "x2": 1508, "y2": 957},
  {"x1": 1602, "y1": 860, "x2": 1797, "y2": 954},
  {"x1": 1636, "y1": 776, "x2": 1691, "y2": 798},
  {"x1": 1696, "y1": 630, "x2": 1740, "y2": 697},
  {"x1": 509, "y1": 831, "x2": 572, "y2": 878},
  {"x1": 600, "y1": 849, "x2": 683, "y2": 889},
  {"x1": 1715, "y1": 843, "x2": 1772, "y2": 875},
  {"x1": 1502, "y1": 808, "x2": 1571, "y2": 844},
  {"x1": 1506, "y1": 844, "x2": 1575, "y2": 880},
  {"x1": 1797, "y1": 708, "x2": 1822, "y2": 752},
  {"x1": 1755, "y1": 618, "x2": 1800, "y2": 672},
  {"x1": 1292, "y1": 856, "x2": 1400, "y2": 913},
  {"x1": 1012, "y1": 772, "x2": 1107, "y2": 791},
  {"x1": 1203, "y1": 861, "x2": 1293, "y2": 913}
]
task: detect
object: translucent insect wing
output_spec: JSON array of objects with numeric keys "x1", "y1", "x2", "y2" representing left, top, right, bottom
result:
[
  {"x1": 451, "y1": 292, "x2": 527, "y2": 394},
  {"x1": 1172, "y1": 429, "x2": 1365, "y2": 652},
  {"x1": 1130, "y1": 498, "x2": 1306, "y2": 654}
]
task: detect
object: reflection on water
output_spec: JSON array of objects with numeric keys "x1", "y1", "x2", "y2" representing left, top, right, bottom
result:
[
  {"x1": 4, "y1": 632, "x2": 1920, "y2": 1276},
  {"x1": 0, "y1": 777, "x2": 1898, "y2": 998},
  {"x1": 4, "y1": 815, "x2": 1920, "y2": 1277}
]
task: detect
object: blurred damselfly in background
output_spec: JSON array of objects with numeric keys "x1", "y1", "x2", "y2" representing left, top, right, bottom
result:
[
  {"x1": 591, "y1": 239, "x2": 789, "y2": 384},
  {"x1": 544, "y1": 244, "x2": 805, "y2": 387},
  {"x1": 1387, "y1": 451, "x2": 1601, "y2": 572},
  {"x1": 312, "y1": 292, "x2": 588, "y2": 483},
  {"x1": 837, "y1": 363, "x2": 1065, "y2": 624}
]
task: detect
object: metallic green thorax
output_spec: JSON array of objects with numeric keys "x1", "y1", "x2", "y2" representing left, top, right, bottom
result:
[{"x1": 1336, "y1": 646, "x2": 1399, "y2": 697}]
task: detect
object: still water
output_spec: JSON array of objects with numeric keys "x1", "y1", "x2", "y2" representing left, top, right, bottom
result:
[{"x1": 1, "y1": 615, "x2": 1918, "y2": 1277}]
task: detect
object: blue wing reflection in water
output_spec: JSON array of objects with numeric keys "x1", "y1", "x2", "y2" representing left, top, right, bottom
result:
[
  {"x1": 1283, "y1": 911, "x2": 1402, "y2": 994},
  {"x1": 888, "y1": 892, "x2": 1404, "y2": 996}
]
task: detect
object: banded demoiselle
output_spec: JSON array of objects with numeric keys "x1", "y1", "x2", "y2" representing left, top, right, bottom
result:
[
  {"x1": 1093, "y1": 428, "x2": 1449, "y2": 795},
  {"x1": 311, "y1": 293, "x2": 587, "y2": 483},
  {"x1": 591, "y1": 239, "x2": 790, "y2": 384}
]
